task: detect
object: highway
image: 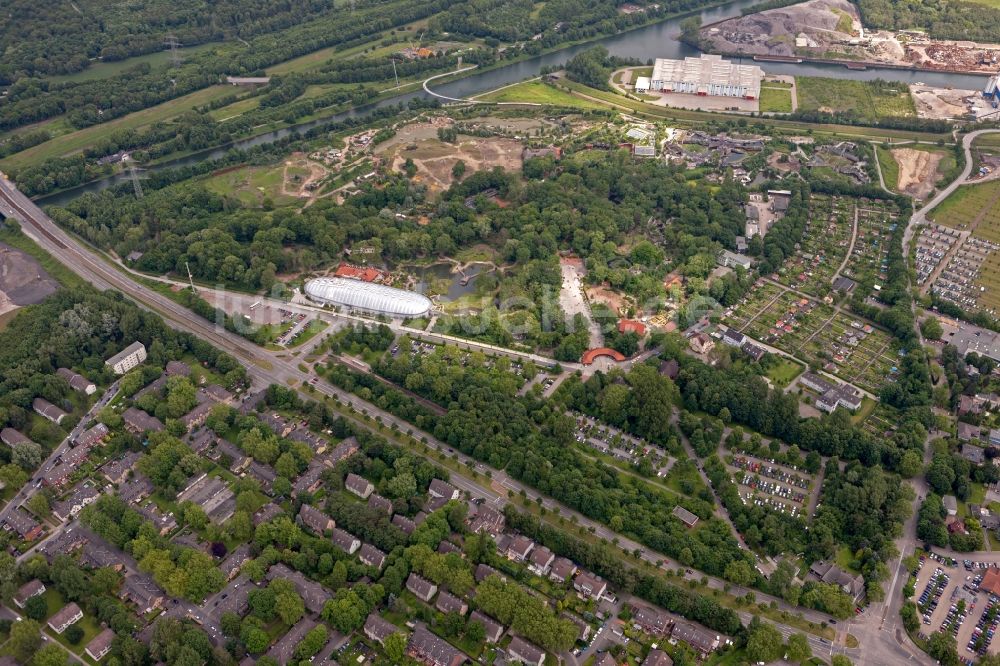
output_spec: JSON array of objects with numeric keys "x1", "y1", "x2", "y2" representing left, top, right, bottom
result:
[{"x1": 0, "y1": 172, "x2": 904, "y2": 663}]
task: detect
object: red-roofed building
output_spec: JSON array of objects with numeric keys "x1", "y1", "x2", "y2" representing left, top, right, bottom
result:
[
  {"x1": 581, "y1": 348, "x2": 627, "y2": 365},
  {"x1": 334, "y1": 262, "x2": 387, "y2": 283},
  {"x1": 618, "y1": 320, "x2": 646, "y2": 336}
]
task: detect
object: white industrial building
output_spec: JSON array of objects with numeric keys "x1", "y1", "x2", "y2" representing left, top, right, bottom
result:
[
  {"x1": 304, "y1": 277, "x2": 432, "y2": 318},
  {"x1": 650, "y1": 54, "x2": 763, "y2": 100}
]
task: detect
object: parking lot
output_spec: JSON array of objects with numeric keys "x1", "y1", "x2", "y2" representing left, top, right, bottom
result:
[
  {"x1": 913, "y1": 552, "x2": 1000, "y2": 661},
  {"x1": 726, "y1": 453, "x2": 815, "y2": 517}
]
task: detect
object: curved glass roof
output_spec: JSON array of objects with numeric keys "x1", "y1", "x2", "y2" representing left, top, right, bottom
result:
[{"x1": 304, "y1": 277, "x2": 432, "y2": 317}]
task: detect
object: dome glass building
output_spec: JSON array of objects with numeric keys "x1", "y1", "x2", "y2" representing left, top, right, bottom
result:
[{"x1": 304, "y1": 277, "x2": 432, "y2": 318}]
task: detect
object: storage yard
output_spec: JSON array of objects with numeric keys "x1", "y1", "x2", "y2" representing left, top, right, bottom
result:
[{"x1": 700, "y1": 0, "x2": 1000, "y2": 75}]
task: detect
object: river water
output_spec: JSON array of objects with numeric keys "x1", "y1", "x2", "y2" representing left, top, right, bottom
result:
[{"x1": 37, "y1": 0, "x2": 991, "y2": 206}]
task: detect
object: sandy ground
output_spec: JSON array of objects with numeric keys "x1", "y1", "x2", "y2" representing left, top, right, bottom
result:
[
  {"x1": 383, "y1": 136, "x2": 523, "y2": 193},
  {"x1": 0, "y1": 242, "x2": 58, "y2": 316},
  {"x1": 891, "y1": 148, "x2": 944, "y2": 199},
  {"x1": 559, "y1": 259, "x2": 602, "y2": 348},
  {"x1": 701, "y1": 0, "x2": 1000, "y2": 74}
]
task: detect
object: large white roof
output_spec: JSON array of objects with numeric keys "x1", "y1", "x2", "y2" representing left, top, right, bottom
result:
[{"x1": 304, "y1": 277, "x2": 431, "y2": 317}]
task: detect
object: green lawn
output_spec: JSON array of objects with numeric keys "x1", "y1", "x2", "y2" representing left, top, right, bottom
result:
[
  {"x1": 796, "y1": 76, "x2": 916, "y2": 121},
  {"x1": 477, "y1": 81, "x2": 607, "y2": 110},
  {"x1": 764, "y1": 358, "x2": 804, "y2": 387},
  {"x1": 876, "y1": 145, "x2": 900, "y2": 191},
  {"x1": 759, "y1": 86, "x2": 793, "y2": 113},
  {"x1": 0, "y1": 86, "x2": 237, "y2": 171},
  {"x1": 930, "y1": 179, "x2": 1000, "y2": 233}
]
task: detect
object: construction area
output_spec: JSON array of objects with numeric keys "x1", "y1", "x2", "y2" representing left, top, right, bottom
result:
[
  {"x1": 374, "y1": 119, "x2": 526, "y2": 193},
  {"x1": 911, "y1": 85, "x2": 1000, "y2": 121},
  {"x1": 700, "y1": 0, "x2": 1000, "y2": 75}
]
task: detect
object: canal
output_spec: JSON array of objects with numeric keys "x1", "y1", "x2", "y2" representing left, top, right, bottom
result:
[{"x1": 36, "y1": 0, "x2": 991, "y2": 207}]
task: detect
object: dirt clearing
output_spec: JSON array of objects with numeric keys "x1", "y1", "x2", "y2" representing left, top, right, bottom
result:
[
  {"x1": 0, "y1": 242, "x2": 59, "y2": 317},
  {"x1": 891, "y1": 148, "x2": 944, "y2": 199}
]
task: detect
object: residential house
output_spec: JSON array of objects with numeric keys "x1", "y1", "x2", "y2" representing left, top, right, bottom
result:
[
  {"x1": 688, "y1": 332, "x2": 714, "y2": 355},
  {"x1": 102, "y1": 452, "x2": 140, "y2": 484},
  {"x1": 368, "y1": 493, "x2": 393, "y2": 514},
  {"x1": 132, "y1": 501, "x2": 177, "y2": 538},
  {"x1": 991, "y1": 428, "x2": 1000, "y2": 447},
  {"x1": 121, "y1": 574, "x2": 165, "y2": 614},
  {"x1": 406, "y1": 573, "x2": 438, "y2": 602},
  {"x1": 85, "y1": 628, "x2": 116, "y2": 661},
  {"x1": 57, "y1": 368, "x2": 96, "y2": 395},
  {"x1": 246, "y1": 461, "x2": 277, "y2": 494},
  {"x1": 429, "y1": 479, "x2": 459, "y2": 500},
  {"x1": 467, "y1": 503, "x2": 504, "y2": 535},
  {"x1": 563, "y1": 613, "x2": 591, "y2": 642},
  {"x1": 119, "y1": 473, "x2": 154, "y2": 505},
  {"x1": 33, "y1": 397, "x2": 68, "y2": 424},
  {"x1": 594, "y1": 654, "x2": 617, "y2": 666},
  {"x1": 220, "y1": 545, "x2": 253, "y2": 581},
  {"x1": 266, "y1": 564, "x2": 329, "y2": 615},
  {"x1": 436, "y1": 590, "x2": 469, "y2": 616},
  {"x1": 81, "y1": 539, "x2": 124, "y2": 571},
  {"x1": 816, "y1": 382, "x2": 864, "y2": 413},
  {"x1": 469, "y1": 611, "x2": 503, "y2": 643},
  {"x1": 633, "y1": 605, "x2": 670, "y2": 636},
  {"x1": 506, "y1": 535, "x2": 535, "y2": 562},
  {"x1": 549, "y1": 557, "x2": 577, "y2": 583},
  {"x1": 671, "y1": 620, "x2": 721, "y2": 655},
  {"x1": 507, "y1": 636, "x2": 545, "y2": 666},
  {"x1": 267, "y1": 619, "x2": 319, "y2": 665},
  {"x1": 13, "y1": 579, "x2": 45, "y2": 608},
  {"x1": 180, "y1": 402, "x2": 214, "y2": 431},
  {"x1": 298, "y1": 504, "x2": 334, "y2": 535},
  {"x1": 393, "y1": 514, "x2": 417, "y2": 535},
  {"x1": 39, "y1": 528, "x2": 87, "y2": 560},
  {"x1": 293, "y1": 459, "x2": 328, "y2": 495},
  {"x1": 528, "y1": 546, "x2": 555, "y2": 576},
  {"x1": 359, "y1": 543, "x2": 387, "y2": 570},
  {"x1": 344, "y1": 473, "x2": 375, "y2": 499},
  {"x1": 122, "y1": 407, "x2": 164, "y2": 435},
  {"x1": 808, "y1": 560, "x2": 865, "y2": 602},
  {"x1": 106, "y1": 342, "x2": 147, "y2": 375},
  {"x1": 253, "y1": 503, "x2": 283, "y2": 526},
  {"x1": 4, "y1": 508, "x2": 42, "y2": 541},
  {"x1": 331, "y1": 527, "x2": 361, "y2": 555},
  {"x1": 177, "y1": 474, "x2": 236, "y2": 524},
  {"x1": 0, "y1": 428, "x2": 31, "y2": 447},
  {"x1": 365, "y1": 613, "x2": 405, "y2": 645},
  {"x1": 52, "y1": 484, "x2": 100, "y2": 521},
  {"x1": 475, "y1": 563, "x2": 503, "y2": 583},
  {"x1": 212, "y1": 439, "x2": 249, "y2": 473},
  {"x1": 962, "y1": 443, "x2": 986, "y2": 464},
  {"x1": 643, "y1": 649, "x2": 674, "y2": 666},
  {"x1": 958, "y1": 422, "x2": 981, "y2": 443},
  {"x1": 408, "y1": 626, "x2": 467, "y2": 666},
  {"x1": 717, "y1": 250, "x2": 752, "y2": 270},
  {"x1": 48, "y1": 603, "x2": 83, "y2": 633},
  {"x1": 188, "y1": 428, "x2": 215, "y2": 454},
  {"x1": 721, "y1": 328, "x2": 746, "y2": 347},
  {"x1": 574, "y1": 571, "x2": 607, "y2": 599}
]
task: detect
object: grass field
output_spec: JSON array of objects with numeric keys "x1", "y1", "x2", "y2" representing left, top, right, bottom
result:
[
  {"x1": 764, "y1": 358, "x2": 805, "y2": 387},
  {"x1": 202, "y1": 165, "x2": 303, "y2": 207},
  {"x1": 45, "y1": 43, "x2": 223, "y2": 84},
  {"x1": 876, "y1": 145, "x2": 900, "y2": 190},
  {"x1": 0, "y1": 85, "x2": 236, "y2": 171},
  {"x1": 796, "y1": 76, "x2": 916, "y2": 121},
  {"x1": 477, "y1": 80, "x2": 606, "y2": 110},
  {"x1": 209, "y1": 97, "x2": 262, "y2": 121},
  {"x1": 930, "y1": 179, "x2": 1000, "y2": 232},
  {"x1": 759, "y1": 86, "x2": 793, "y2": 113}
]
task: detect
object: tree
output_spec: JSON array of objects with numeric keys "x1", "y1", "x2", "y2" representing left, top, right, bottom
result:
[
  {"x1": 243, "y1": 626, "x2": 270, "y2": 654},
  {"x1": 451, "y1": 160, "x2": 466, "y2": 181},
  {"x1": 831, "y1": 657, "x2": 853, "y2": 666},
  {"x1": 31, "y1": 644, "x2": 69, "y2": 666},
  {"x1": 921, "y1": 317, "x2": 943, "y2": 340},
  {"x1": 745, "y1": 619, "x2": 784, "y2": 664},
  {"x1": 274, "y1": 588, "x2": 305, "y2": 625},
  {"x1": 64, "y1": 624, "x2": 84, "y2": 645},
  {"x1": 8, "y1": 618, "x2": 41, "y2": 662},
  {"x1": 786, "y1": 633, "x2": 812, "y2": 663},
  {"x1": 294, "y1": 625, "x2": 328, "y2": 659},
  {"x1": 384, "y1": 632, "x2": 407, "y2": 663},
  {"x1": 12, "y1": 441, "x2": 43, "y2": 470},
  {"x1": 221, "y1": 611, "x2": 242, "y2": 637},
  {"x1": 926, "y1": 630, "x2": 960, "y2": 666},
  {"x1": 23, "y1": 594, "x2": 47, "y2": 621}
]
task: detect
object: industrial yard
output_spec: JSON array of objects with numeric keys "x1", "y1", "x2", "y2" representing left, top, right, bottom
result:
[{"x1": 699, "y1": 0, "x2": 1000, "y2": 75}]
